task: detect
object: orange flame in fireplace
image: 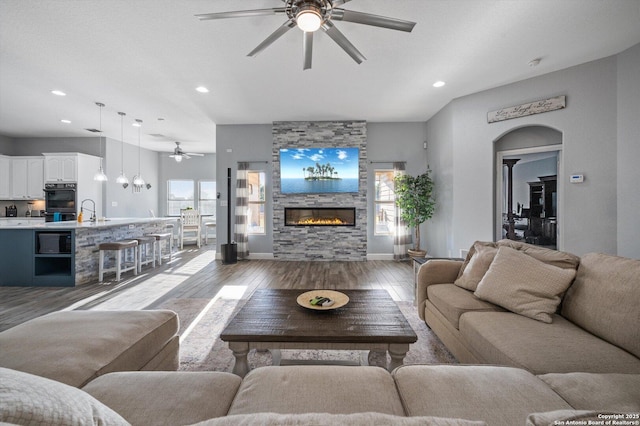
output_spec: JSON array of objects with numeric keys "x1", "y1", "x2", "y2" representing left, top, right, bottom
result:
[{"x1": 296, "y1": 217, "x2": 347, "y2": 225}]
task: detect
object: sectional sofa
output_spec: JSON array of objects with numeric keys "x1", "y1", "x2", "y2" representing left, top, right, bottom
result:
[
  {"x1": 416, "y1": 239, "x2": 640, "y2": 374},
  {"x1": 2, "y1": 363, "x2": 639, "y2": 425}
]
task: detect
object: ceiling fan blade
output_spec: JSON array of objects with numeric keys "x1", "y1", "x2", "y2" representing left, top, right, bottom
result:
[
  {"x1": 331, "y1": 9, "x2": 416, "y2": 32},
  {"x1": 185, "y1": 152, "x2": 205, "y2": 157},
  {"x1": 321, "y1": 21, "x2": 365, "y2": 64},
  {"x1": 303, "y1": 31, "x2": 313, "y2": 70},
  {"x1": 195, "y1": 8, "x2": 286, "y2": 21},
  {"x1": 332, "y1": 0, "x2": 352, "y2": 5},
  {"x1": 248, "y1": 19, "x2": 296, "y2": 57}
]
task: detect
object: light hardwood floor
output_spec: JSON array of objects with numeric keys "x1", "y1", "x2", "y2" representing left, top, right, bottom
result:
[{"x1": 0, "y1": 246, "x2": 415, "y2": 332}]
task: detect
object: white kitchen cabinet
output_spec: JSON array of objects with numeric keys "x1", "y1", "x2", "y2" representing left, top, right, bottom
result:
[
  {"x1": 42, "y1": 153, "x2": 103, "y2": 217},
  {"x1": 0, "y1": 155, "x2": 10, "y2": 199},
  {"x1": 11, "y1": 157, "x2": 44, "y2": 199},
  {"x1": 44, "y1": 155, "x2": 77, "y2": 182}
]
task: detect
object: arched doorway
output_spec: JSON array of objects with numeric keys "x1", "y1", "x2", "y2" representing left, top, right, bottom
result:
[{"x1": 494, "y1": 126, "x2": 563, "y2": 249}]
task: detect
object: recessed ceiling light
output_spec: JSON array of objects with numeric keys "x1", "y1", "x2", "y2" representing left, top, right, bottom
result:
[
  {"x1": 60, "y1": 119, "x2": 71, "y2": 124},
  {"x1": 51, "y1": 90, "x2": 66, "y2": 96},
  {"x1": 433, "y1": 81, "x2": 446, "y2": 88},
  {"x1": 195, "y1": 86, "x2": 209, "y2": 93},
  {"x1": 528, "y1": 58, "x2": 541, "y2": 67}
]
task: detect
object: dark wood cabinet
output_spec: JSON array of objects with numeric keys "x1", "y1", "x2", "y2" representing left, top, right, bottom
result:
[{"x1": 527, "y1": 175, "x2": 557, "y2": 247}]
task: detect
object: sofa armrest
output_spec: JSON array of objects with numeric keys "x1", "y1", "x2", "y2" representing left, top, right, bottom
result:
[{"x1": 416, "y1": 259, "x2": 463, "y2": 320}]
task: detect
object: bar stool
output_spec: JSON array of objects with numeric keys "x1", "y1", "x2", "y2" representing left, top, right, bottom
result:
[
  {"x1": 98, "y1": 240, "x2": 138, "y2": 282},
  {"x1": 134, "y1": 236, "x2": 156, "y2": 272},
  {"x1": 146, "y1": 232, "x2": 172, "y2": 265}
]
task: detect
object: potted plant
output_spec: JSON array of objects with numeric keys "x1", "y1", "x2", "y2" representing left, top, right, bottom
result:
[{"x1": 394, "y1": 169, "x2": 436, "y2": 257}]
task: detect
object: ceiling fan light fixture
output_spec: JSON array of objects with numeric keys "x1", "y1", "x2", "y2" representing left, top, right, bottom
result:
[
  {"x1": 174, "y1": 154, "x2": 183, "y2": 163},
  {"x1": 296, "y1": 4, "x2": 322, "y2": 32}
]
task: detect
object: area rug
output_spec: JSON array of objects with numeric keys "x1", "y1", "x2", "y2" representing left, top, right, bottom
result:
[{"x1": 159, "y1": 294, "x2": 457, "y2": 373}]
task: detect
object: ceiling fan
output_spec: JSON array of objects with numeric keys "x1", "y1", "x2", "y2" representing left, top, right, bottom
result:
[
  {"x1": 169, "y1": 142, "x2": 205, "y2": 163},
  {"x1": 195, "y1": 0, "x2": 416, "y2": 70}
]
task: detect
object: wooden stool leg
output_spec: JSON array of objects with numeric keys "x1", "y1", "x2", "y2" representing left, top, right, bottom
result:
[{"x1": 133, "y1": 246, "x2": 138, "y2": 276}]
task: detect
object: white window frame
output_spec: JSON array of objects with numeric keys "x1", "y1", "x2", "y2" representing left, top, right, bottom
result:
[
  {"x1": 167, "y1": 179, "x2": 194, "y2": 216},
  {"x1": 198, "y1": 180, "x2": 216, "y2": 218},
  {"x1": 374, "y1": 169, "x2": 396, "y2": 236},
  {"x1": 247, "y1": 170, "x2": 266, "y2": 235}
]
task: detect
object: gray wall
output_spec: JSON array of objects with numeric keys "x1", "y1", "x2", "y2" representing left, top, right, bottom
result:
[
  {"x1": 104, "y1": 138, "x2": 159, "y2": 218},
  {"x1": 426, "y1": 52, "x2": 627, "y2": 257},
  {"x1": 216, "y1": 124, "x2": 273, "y2": 256},
  {"x1": 0, "y1": 135, "x2": 14, "y2": 154},
  {"x1": 158, "y1": 153, "x2": 216, "y2": 217},
  {"x1": 617, "y1": 43, "x2": 640, "y2": 258},
  {"x1": 367, "y1": 122, "x2": 428, "y2": 255},
  {"x1": 216, "y1": 122, "x2": 430, "y2": 258}
]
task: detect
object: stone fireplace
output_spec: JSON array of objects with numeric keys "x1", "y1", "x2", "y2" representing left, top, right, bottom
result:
[{"x1": 273, "y1": 121, "x2": 367, "y2": 261}]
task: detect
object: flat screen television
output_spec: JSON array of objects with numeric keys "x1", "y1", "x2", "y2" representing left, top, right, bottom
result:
[{"x1": 280, "y1": 147, "x2": 359, "y2": 194}]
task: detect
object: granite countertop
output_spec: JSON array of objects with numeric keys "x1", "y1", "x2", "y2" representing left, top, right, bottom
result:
[{"x1": 0, "y1": 217, "x2": 176, "y2": 230}]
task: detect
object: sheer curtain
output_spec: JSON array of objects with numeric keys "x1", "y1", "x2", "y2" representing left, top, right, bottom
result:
[
  {"x1": 393, "y1": 162, "x2": 412, "y2": 260},
  {"x1": 234, "y1": 162, "x2": 249, "y2": 260}
]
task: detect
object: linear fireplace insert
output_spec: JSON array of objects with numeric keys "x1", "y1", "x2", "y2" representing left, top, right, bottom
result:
[{"x1": 285, "y1": 207, "x2": 356, "y2": 226}]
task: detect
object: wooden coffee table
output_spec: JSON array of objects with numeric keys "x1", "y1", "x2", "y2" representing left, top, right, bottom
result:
[{"x1": 221, "y1": 289, "x2": 417, "y2": 377}]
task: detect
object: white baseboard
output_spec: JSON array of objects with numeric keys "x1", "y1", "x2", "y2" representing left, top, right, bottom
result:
[{"x1": 366, "y1": 253, "x2": 394, "y2": 261}]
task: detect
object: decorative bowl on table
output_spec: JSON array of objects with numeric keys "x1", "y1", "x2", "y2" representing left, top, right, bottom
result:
[{"x1": 296, "y1": 290, "x2": 349, "y2": 311}]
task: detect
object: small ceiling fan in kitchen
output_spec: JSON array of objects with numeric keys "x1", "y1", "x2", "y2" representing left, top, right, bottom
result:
[
  {"x1": 169, "y1": 142, "x2": 205, "y2": 163},
  {"x1": 195, "y1": 0, "x2": 416, "y2": 70}
]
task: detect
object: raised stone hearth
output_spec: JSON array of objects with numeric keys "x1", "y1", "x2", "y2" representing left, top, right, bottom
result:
[{"x1": 273, "y1": 121, "x2": 366, "y2": 261}]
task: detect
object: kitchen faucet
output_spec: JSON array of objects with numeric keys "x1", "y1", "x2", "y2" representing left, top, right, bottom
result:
[{"x1": 81, "y1": 199, "x2": 96, "y2": 222}]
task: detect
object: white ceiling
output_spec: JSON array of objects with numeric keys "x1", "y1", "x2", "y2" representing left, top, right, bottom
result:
[{"x1": 1, "y1": 0, "x2": 639, "y2": 154}]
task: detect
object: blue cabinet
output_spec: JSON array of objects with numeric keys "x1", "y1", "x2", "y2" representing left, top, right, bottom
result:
[{"x1": 0, "y1": 229, "x2": 75, "y2": 287}]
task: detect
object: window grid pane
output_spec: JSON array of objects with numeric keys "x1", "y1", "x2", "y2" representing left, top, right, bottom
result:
[
  {"x1": 168, "y1": 180, "x2": 194, "y2": 216},
  {"x1": 374, "y1": 170, "x2": 396, "y2": 235},
  {"x1": 199, "y1": 181, "x2": 216, "y2": 218},
  {"x1": 248, "y1": 171, "x2": 266, "y2": 235}
]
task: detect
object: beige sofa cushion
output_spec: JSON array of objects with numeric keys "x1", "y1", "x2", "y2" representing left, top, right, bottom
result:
[
  {"x1": 0, "y1": 367, "x2": 129, "y2": 426},
  {"x1": 192, "y1": 413, "x2": 486, "y2": 426},
  {"x1": 561, "y1": 252, "x2": 640, "y2": 359},
  {"x1": 0, "y1": 310, "x2": 179, "y2": 388},
  {"x1": 228, "y1": 366, "x2": 405, "y2": 416},
  {"x1": 454, "y1": 243, "x2": 498, "y2": 291},
  {"x1": 83, "y1": 371, "x2": 241, "y2": 425},
  {"x1": 537, "y1": 372, "x2": 640, "y2": 412},
  {"x1": 427, "y1": 284, "x2": 504, "y2": 329},
  {"x1": 392, "y1": 365, "x2": 571, "y2": 426},
  {"x1": 460, "y1": 312, "x2": 640, "y2": 374},
  {"x1": 496, "y1": 239, "x2": 580, "y2": 270},
  {"x1": 474, "y1": 246, "x2": 576, "y2": 323}
]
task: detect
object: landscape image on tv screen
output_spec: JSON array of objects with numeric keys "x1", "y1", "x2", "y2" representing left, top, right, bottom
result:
[{"x1": 280, "y1": 147, "x2": 359, "y2": 194}]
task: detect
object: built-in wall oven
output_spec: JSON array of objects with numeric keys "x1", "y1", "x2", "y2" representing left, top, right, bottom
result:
[{"x1": 44, "y1": 183, "x2": 77, "y2": 222}]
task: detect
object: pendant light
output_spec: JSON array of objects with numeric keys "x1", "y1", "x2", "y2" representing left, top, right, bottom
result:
[
  {"x1": 116, "y1": 112, "x2": 129, "y2": 185},
  {"x1": 93, "y1": 102, "x2": 108, "y2": 181},
  {"x1": 132, "y1": 119, "x2": 145, "y2": 186}
]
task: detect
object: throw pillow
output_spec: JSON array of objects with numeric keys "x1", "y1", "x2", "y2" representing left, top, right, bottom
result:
[
  {"x1": 456, "y1": 241, "x2": 498, "y2": 279},
  {"x1": 474, "y1": 246, "x2": 576, "y2": 323},
  {"x1": 0, "y1": 367, "x2": 130, "y2": 426},
  {"x1": 454, "y1": 243, "x2": 498, "y2": 291}
]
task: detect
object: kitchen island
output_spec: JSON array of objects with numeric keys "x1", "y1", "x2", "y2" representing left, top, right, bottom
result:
[{"x1": 0, "y1": 218, "x2": 176, "y2": 287}]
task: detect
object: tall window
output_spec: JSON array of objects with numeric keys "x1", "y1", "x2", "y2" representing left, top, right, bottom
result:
[
  {"x1": 167, "y1": 180, "x2": 194, "y2": 216},
  {"x1": 374, "y1": 170, "x2": 396, "y2": 235},
  {"x1": 199, "y1": 180, "x2": 216, "y2": 217},
  {"x1": 247, "y1": 170, "x2": 266, "y2": 234}
]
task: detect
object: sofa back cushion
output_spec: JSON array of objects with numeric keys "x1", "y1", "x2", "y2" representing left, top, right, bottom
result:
[
  {"x1": 496, "y1": 239, "x2": 580, "y2": 270},
  {"x1": 561, "y1": 253, "x2": 640, "y2": 359}
]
